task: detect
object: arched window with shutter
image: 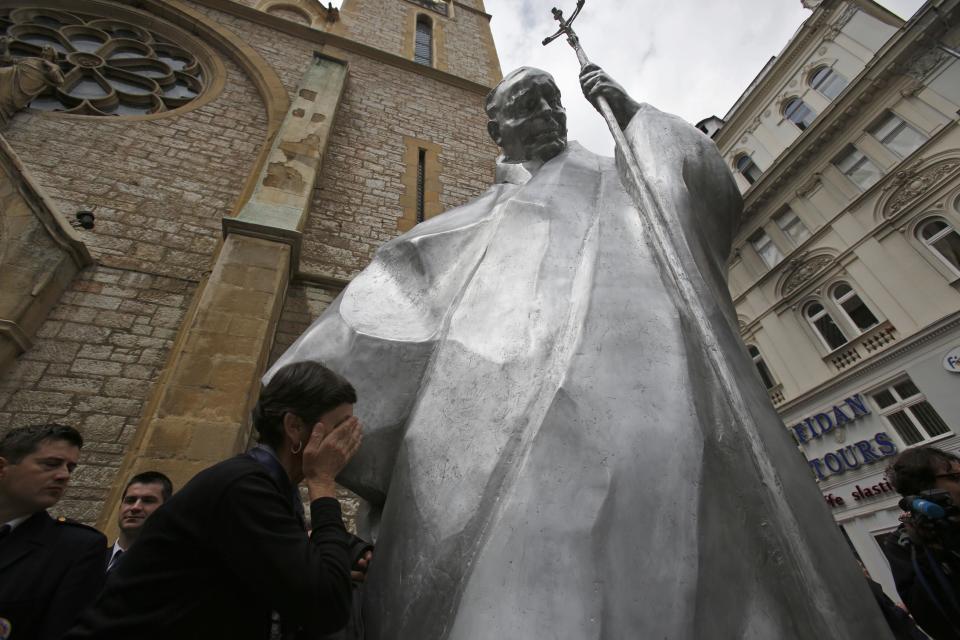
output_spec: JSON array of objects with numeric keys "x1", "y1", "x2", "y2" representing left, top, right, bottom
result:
[{"x1": 414, "y1": 15, "x2": 433, "y2": 66}]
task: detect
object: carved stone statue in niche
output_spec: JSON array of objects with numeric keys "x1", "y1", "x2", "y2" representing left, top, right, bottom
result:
[{"x1": 0, "y1": 41, "x2": 64, "y2": 127}]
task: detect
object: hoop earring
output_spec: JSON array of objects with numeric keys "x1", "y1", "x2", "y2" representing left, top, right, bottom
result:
[{"x1": 291, "y1": 440, "x2": 303, "y2": 455}]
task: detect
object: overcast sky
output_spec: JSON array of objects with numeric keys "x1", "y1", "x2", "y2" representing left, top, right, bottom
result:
[
  {"x1": 480, "y1": 0, "x2": 924, "y2": 155},
  {"x1": 322, "y1": 1, "x2": 926, "y2": 155}
]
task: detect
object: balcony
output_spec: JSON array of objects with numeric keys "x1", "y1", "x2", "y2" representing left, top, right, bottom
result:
[
  {"x1": 826, "y1": 321, "x2": 898, "y2": 372},
  {"x1": 768, "y1": 383, "x2": 786, "y2": 407}
]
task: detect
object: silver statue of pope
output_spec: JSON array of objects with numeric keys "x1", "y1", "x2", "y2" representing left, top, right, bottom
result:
[{"x1": 267, "y1": 65, "x2": 893, "y2": 639}]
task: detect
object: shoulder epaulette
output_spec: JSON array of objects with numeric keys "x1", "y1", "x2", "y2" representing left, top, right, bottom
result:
[{"x1": 55, "y1": 516, "x2": 103, "y2": 535}]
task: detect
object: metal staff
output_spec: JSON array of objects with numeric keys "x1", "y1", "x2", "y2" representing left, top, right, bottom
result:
[
  {"x1": 543, "y1": 0, "x2": 840, "y2": 619},
  {"x1": 544, "y1": 0, "x2": 757, "y2": 444}
]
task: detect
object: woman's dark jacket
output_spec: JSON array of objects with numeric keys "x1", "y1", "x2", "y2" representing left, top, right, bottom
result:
[{"x1": 66, "y1": 454, "x2": 353, "y2": 640}]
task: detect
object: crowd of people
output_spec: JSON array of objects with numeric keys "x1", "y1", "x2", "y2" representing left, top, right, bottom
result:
[
  {"x1": 0, "y1": 361, "x2": 369, "y2": 640},
  {"x1": 0, "y1": 359, "x2": 957, "y2": 639}
]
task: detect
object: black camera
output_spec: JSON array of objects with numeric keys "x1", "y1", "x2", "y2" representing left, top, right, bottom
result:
[{"x1": 900, "y1": 489, "x2": 960, "y2": 548}]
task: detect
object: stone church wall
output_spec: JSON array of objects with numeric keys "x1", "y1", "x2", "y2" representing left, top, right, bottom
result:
[
  {"x1": 0, "y1": 0, "x2": 499, "y2": 526},
  {"x1": 0, "y1": 9, "x2": 270, "y2": 523},
  {"x1": 0, "y1": 266, "x2": 194, "y2": 522}
]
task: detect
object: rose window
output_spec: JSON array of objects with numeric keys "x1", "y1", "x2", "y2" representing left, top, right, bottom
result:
[{"x1": 0, "y1": 7, "x2": 205, "y2": 116}]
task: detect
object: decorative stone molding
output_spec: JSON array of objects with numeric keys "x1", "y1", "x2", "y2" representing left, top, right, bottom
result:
[
  {"x1": 880, "y1": 158, "x2": 960, "y2": 219},
  {"x1": 256, "y1": 0, "x2": 339, "y2": 27},
  {"x1": 779, "y1": 252, "x2": 835, "y2": 296},
  {"x1": 0, "y1": 44, "x2": 63, "y2": 126},
  {"x1": 902, "y1": 46, "x2": 951, "y2": 81},
  {"x1": 823, "y1": 5, "x2": 857, "y2": 42},
  {"x1": 795, "y1": 172, "x2": 821, "y2": 198},
  {"x1": 830, "y1": 345, "x2": 862, "y2": 371},
  {"x1": 899, "y1": 78, "x2": 924, "y2": 97},
  {"x1": 862, "y1": 322, "x2": 897, "y2": 353}
]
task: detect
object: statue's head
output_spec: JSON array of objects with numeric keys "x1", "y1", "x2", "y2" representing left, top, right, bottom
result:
[{"x1": 485, "y1": 67, "x2": 567, "y2": 164}]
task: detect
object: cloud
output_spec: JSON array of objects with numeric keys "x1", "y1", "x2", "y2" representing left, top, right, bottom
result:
[{"x1": 485, "y1": 0, "x2": 924, "y2": 156}]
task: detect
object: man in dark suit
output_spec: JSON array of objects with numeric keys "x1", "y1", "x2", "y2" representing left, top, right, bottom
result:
[
  {"x1": 0, "y1": 424, "x2": 107, "y2": 640},
  {"x1": 107, "y1": 471, "x2": 173, "y2": 573}
]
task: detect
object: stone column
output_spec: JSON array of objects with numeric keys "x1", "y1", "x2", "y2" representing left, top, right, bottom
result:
[{"x1": 98, "y1": 54, "x2": 349, "y2": 532}]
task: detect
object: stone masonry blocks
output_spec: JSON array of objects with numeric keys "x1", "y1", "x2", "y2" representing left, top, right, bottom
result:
[{"x1": 0, "y1": 266, "x2": 194, "y2": 525}]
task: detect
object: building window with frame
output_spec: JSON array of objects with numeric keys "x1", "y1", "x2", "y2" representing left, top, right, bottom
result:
[
  {"x1": 783, "y1": 98, "x2": 816, "y2": 131},
  {"x1": 870, "y1": 112, "x2": 927, "y2": 159},
  {"x1": 748, "y1": 229, "x2": 783, "y2": 268},
  {"x1": 748, "y1": 345, "x2": 777, "y2": 390},
  {"x1": 834, "y1": 145, "x2": 882, "y2": 191},
  {"x1": 805, "y1": 301, "x2": 848, "y2": 351},
  {"x1": 871, "y1": 378, "x2": 951, "y2": 446},
  {"x1": 808, "y1": 66, "x2": 849, "y2": 100},
  {"x1": 774, "y1": 208, "x2": 811, "y2": 247},
  {"x1": 414, "y1": 14, "x2": 433, "y2": 66},
  {"x1": 917, "y1": 217, "x2": 960, "y2": 276},
  {"x1": 831, "y1": 282, "x2": 879, "y2": 332},
  {"x1": 735, "y1": 154, "x2": 762, "y2": 185}
]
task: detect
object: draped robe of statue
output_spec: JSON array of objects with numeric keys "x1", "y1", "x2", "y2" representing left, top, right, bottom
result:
[{"x1": 267, "y1": 105, "x2": 892, "y2": 639}]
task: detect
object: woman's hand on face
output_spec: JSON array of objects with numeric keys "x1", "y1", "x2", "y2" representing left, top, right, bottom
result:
[{"x1": 303, "y1": 416, "x2": 362, "y2": 497}]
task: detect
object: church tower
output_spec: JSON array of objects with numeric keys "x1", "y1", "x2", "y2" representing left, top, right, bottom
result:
[{"x1": 0, "y1": 0, "x2": 502, "y2": 529}]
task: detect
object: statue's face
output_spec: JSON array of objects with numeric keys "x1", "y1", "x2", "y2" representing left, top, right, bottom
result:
[{"x1": 489, "y1": 70, "x2": 567, "y2": 164}]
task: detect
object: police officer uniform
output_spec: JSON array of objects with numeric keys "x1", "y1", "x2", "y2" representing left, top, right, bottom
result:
[{"x1": 0, "y1": 510, "x2": 106, "y2": 640}]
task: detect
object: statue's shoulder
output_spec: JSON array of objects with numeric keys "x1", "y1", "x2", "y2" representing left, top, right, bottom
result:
[{"x1": 632, "y1": 103, "x2": 702, "y2": 137}]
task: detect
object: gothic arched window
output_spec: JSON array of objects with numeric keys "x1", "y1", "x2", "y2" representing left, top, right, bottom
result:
[
  {"x1": 808, "y1": 66, "x2": 848, "y2": 100},
  {"x1": 917, "y1": 217, "x2": 960, "y2": 276},
  {"x1": 0, "y1": 7, "x2": 207, "y2": 116},
  {"x1": 414, "y1": 15, "x2": 433, "y2": 66},
  {"x1": 783, "y1": 98, "x2": 816, "y2": 131}
]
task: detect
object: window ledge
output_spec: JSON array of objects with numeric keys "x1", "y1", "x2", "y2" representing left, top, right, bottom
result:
[{"x1": 903, "y1": 431, "x2": 955, "y2": 451}]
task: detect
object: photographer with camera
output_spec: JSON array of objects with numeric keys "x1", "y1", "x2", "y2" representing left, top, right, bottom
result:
[{"x1": 883, "y1": 446, "x2": 960, "y2": 640}]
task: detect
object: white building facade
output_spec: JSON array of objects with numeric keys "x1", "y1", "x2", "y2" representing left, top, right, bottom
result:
[{"x1": 707, "y1": 0, "x2": 960, "y2": 602}]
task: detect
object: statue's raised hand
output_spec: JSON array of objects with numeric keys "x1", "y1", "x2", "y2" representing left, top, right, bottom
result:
[{"x1": 579, "y1": 63, "x2": 640, "y2": 131}]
